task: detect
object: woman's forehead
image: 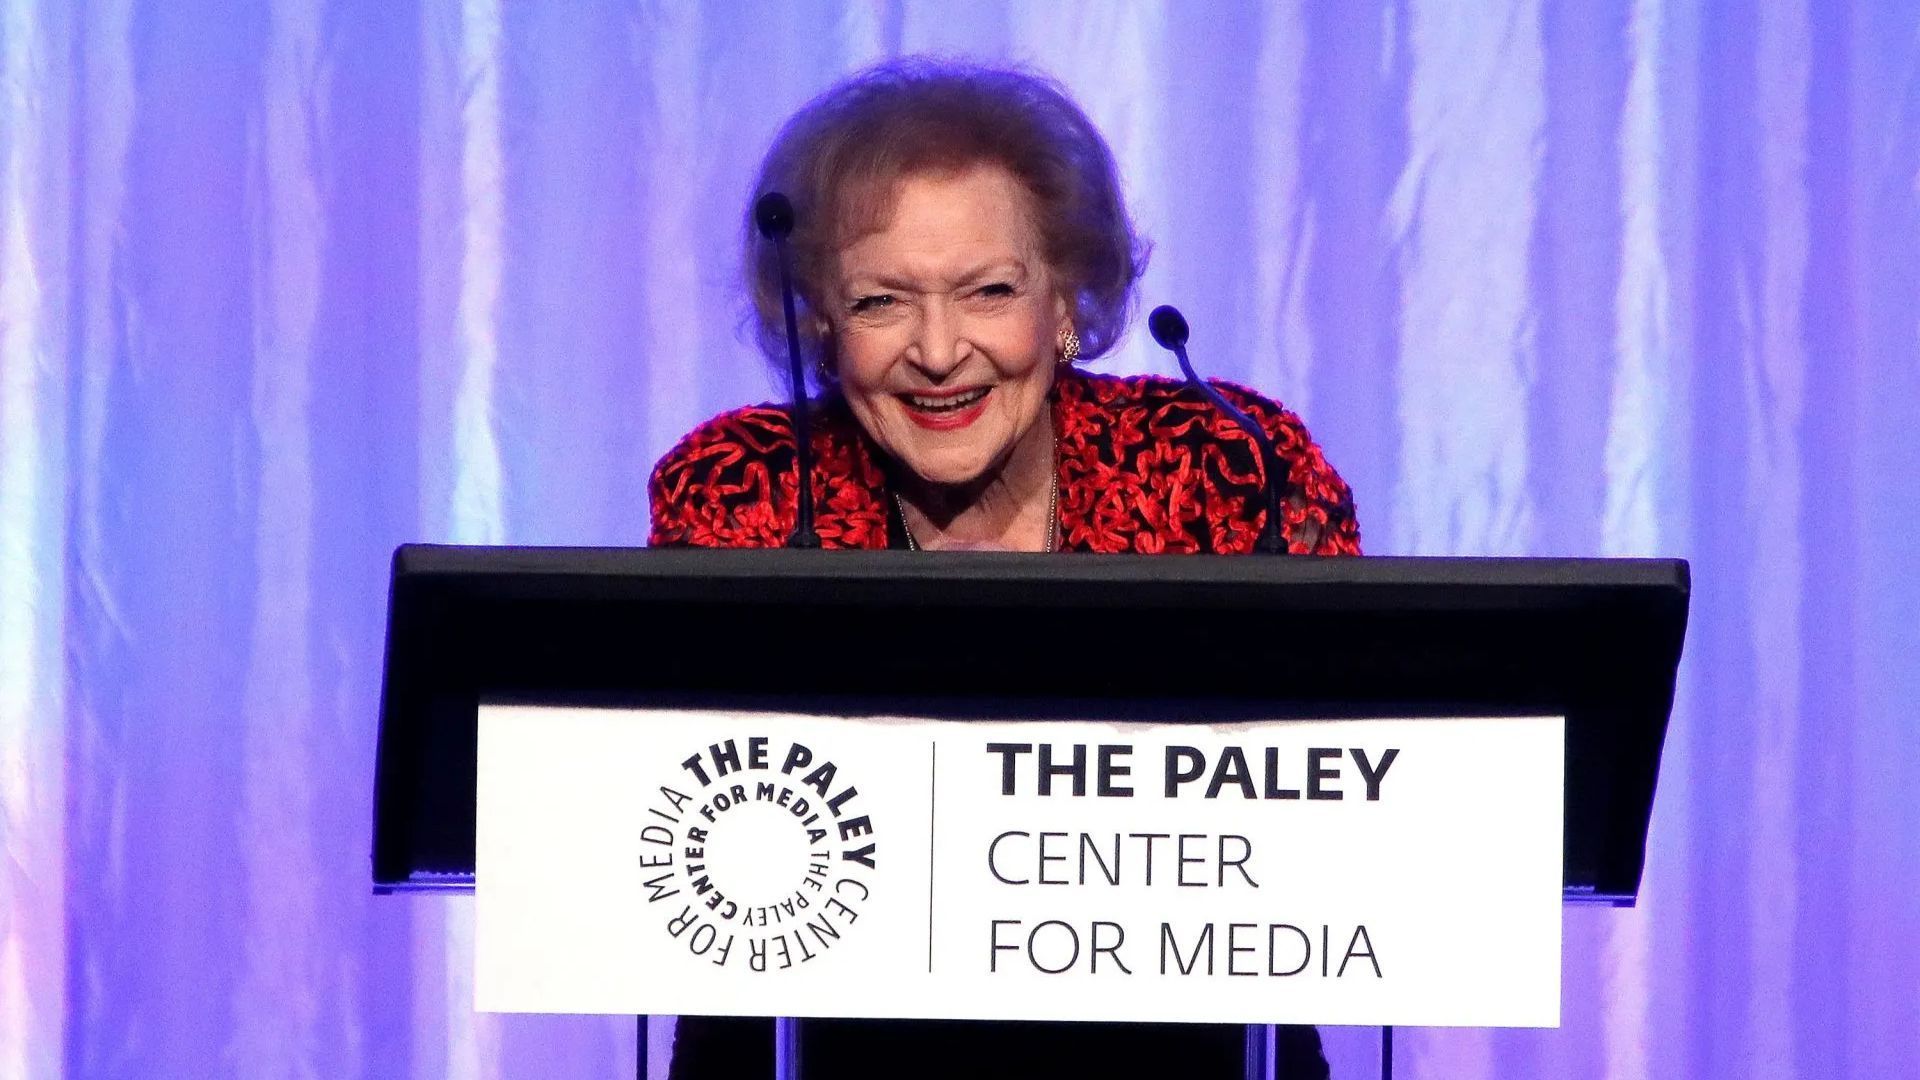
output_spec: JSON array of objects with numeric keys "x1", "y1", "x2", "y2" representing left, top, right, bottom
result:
[{"x1": 832, "y1": 165, "x2": 1044, "y2": 276}]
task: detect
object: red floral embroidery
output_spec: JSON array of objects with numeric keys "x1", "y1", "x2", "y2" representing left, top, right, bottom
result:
[{"x1": 649, "y1": 370, "x2": 1361, "y2": 556}]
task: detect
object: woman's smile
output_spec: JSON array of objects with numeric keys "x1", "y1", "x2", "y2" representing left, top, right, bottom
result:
[{"x1": 899, "y1": 386, "x2": 993, "y2": 429}]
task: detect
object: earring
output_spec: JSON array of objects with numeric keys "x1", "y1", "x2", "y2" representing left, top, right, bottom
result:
[{"x1": 1058, "y1": 326, "x2": 1081, "y2": 366}]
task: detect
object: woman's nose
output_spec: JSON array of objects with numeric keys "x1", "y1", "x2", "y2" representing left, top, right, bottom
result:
[{"x1": 909, "y1": 300, "x2": 969, "y2": 378}]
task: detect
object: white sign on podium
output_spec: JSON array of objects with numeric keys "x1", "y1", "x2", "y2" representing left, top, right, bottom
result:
[{"x1": 476, "y1": 707, "x2": 1563, "y2": 1028}]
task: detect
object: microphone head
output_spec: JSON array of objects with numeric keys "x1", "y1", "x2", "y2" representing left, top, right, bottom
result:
[
  {"x1": 754, "y1": 192, "x2": 796, "y2": 240},
  {"x1": 1148, "y1": 305, "x2": 1190, "y2": 349}
]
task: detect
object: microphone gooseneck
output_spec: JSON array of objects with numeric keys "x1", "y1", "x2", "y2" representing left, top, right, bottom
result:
[
  {"x1": 755, "y1": 192, "x2": 821, "y2": 549},
  {"x1": 1148, "y1": 305, "x2": 1287, "y2": 554}
]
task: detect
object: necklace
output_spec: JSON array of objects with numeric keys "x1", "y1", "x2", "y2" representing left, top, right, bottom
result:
[{"x1": 896, "y1": 466, "x2": 1059, "y2": 553}]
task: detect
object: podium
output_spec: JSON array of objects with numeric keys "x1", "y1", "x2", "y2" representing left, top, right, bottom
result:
[{"x1": 372, "y1": 546, "x2": 1688, "y2": 1077}]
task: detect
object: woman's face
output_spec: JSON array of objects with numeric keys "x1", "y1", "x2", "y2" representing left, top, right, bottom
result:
[{"x1": 825, "y1": 164, "x2": 1068, "y2": 490}]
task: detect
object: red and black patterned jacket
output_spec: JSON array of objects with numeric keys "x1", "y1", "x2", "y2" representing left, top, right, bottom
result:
[{"x1": 649, "y1": 367, "x2": 1360, "y2": 555}]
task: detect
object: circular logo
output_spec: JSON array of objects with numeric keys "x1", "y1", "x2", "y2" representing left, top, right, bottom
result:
[{"x1": 637, "y1": 734, "x2": 879, "y2": 972}]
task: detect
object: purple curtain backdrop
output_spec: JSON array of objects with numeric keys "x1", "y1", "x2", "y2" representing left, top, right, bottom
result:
[{"x1": 3, "y1": 1, "x2": 1917, "y2": 1077}]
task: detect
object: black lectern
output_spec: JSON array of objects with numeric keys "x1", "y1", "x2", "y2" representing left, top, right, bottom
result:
[{"x1": 372, "y1": 546, "x2": 1688, "y2": 1077}]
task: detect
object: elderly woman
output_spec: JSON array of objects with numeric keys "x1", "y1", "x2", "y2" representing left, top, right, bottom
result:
[
  {"x1": 651, "y1": 58, "x2": 1349, "y2": 1078},
  {"x1": 651, "y1": 59, "x2": 1357, "y2": 557}
]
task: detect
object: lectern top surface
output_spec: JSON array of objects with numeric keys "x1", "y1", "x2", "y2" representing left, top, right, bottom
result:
[{"x1": 395, "y1": 544, "x2": 1685, "y2": 590}]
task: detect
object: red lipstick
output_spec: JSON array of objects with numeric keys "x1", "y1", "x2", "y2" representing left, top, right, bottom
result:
[{"x1": 899, "y1": 387, "x2": 991, "y2": 431}]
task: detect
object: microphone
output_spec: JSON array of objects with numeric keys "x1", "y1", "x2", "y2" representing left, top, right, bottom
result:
[
  {"x1": 1148, "y1": 305, "x2": 1287, "y2": 554},
  {"x1": 755, "y1": 192, "x2": 821, "y2": 548}
]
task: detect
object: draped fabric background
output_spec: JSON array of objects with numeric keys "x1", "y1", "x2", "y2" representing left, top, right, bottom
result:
[{"x1": 2, "y1": 1, "x2": 1916, "y2": 1077}]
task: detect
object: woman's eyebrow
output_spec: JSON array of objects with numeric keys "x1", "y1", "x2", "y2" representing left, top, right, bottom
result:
[
  {"x1": 952, "y1": 260, "x2": 1027, "y2": 285},
  {"x1": 839, "y1": 274, "x2": 916, "y2": 295}
]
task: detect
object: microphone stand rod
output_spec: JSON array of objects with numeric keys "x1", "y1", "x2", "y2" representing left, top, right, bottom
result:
[
  {"x1": 755, "y1": 191, "x2": 821, "y2": 548},
  {"x1": 1149, "y1": 305, "x2": 1287, "y2": 554}
]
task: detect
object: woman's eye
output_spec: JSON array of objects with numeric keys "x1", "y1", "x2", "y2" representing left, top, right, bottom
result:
[
  {"x1": 977, "y1": 283, "x2": 1015, "y2": 298},
  {"x1": 850, "y1": 294, "x2": 895, "y2": 313}
]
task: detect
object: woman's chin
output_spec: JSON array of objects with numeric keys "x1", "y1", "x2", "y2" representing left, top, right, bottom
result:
[{"x1": 896, "y1": 451, "x2": 992, "y2": 489}]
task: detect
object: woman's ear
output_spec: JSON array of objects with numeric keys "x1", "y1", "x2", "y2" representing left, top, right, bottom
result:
[{"x1": 813, "y1": 320, "x2": 839, "y2": 385}]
